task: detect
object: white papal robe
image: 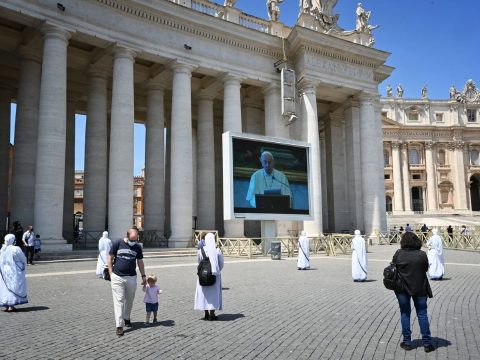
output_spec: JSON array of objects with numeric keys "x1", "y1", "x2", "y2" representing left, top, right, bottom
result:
[
  {"x1": 427, "y1": 234, "x2": 445, "y2": 280},
  {"x1": 194, "y1": 248, "x2": 224, "y2": 310},
  {"x1": 351, "y1": 235, "x2": 367, "y2": 281},
  {"x1": 0, "y1": 243, "x2": 28, "y2": 307}
]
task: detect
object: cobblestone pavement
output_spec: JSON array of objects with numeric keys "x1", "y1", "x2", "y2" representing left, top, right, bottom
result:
[{"x1": 1, "y1": 245, "x2": 479, "y2": 360}]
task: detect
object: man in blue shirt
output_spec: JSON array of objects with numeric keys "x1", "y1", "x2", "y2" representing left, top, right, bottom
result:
[{"x1": 108, "y1": 228, "x2": 146, "y2": 337}]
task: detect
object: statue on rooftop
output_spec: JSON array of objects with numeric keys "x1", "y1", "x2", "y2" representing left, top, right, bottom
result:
[
  {"x1": 422, "y1": 85, "x2": 428, "y2": 99},
  {"x1": 267, "y1": 0, "x2": 284, "y2": 22},
  {"x1": 449, "y1": 85, "x2": 457, "y2": 100},
  {"x1": 299, "y1": 0, "x2": 339, "y2": 31},
  {"x1": 397, "y1": 84, "x2": 404, "y2": 98},
  {"x1": 224, "y1": 0, "x2": 236, "y2": 7},
  {"x1": 386, "y1": 85, "x2": 393, "y2": 97}
]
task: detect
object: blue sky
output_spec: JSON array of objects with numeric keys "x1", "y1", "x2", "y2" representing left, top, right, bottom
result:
[{"x1": 9, "y1": 0, "x2": 480, "y2": 175}]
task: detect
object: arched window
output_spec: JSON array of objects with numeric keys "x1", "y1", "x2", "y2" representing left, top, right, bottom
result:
[
  {"x1": 471, "y1": 149, "x2": 479, "y2": 165},
  {"x1": 409, "y1": 149, "x2": 419, "y2": 164},
  {"x1": 437, "y1": 149, "x2": 446, "y2": 166},
  {"x1": 384, "y1": 151, "x2": 389, "y2": 166}
]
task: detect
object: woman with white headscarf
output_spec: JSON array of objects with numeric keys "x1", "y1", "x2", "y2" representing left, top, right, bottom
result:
[
  {"x1": 351, "y1": 230, "x2": 367, "y2": 282},
  {"x1": 194, "y1": 233, "x2": 224, "y2": 321},
  {"x1": 0, "y1": 234, "x2": 28, "y2": 312},
  {"x1": 297, "y1": 231, "x2": 310, "y2": 270},
  {"x1": 96, "y1": 231, "x2": 112, "y2": 278},
  {"x1": 427, "y1": 228, "x2": 444, "y2": 280}
]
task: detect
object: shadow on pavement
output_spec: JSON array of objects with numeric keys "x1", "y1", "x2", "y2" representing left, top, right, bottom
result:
[
  {"x1": 217, "y1": 313, "x2": 245, "y2": 322},
  {"x1": 15, "y1": 306, "x2": 50, "y2": 312},
  {"x1": 411, "y1": 337, "x2": 451, "y2": 349}
]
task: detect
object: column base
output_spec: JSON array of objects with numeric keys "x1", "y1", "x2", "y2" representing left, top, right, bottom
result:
[
  {"x1": 42, "y1": 240, "x2": 72, "y2": 252},
  {"x1": 168, "y1": 237, "x2": 193, "y2": 248}
]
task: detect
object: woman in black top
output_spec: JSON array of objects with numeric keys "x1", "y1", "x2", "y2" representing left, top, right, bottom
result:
[{"x1": 393, "y1": 232, "x2": 435, "y2": 353}]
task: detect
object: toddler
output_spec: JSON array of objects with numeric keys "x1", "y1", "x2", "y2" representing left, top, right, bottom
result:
[{"x1": 143, "y1": 274, "x2": 162, "y2": 325}]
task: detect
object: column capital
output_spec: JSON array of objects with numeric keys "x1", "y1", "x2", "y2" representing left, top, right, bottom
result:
[
  {"x1": 41, "y1": 24, "x2": 71, "y2": 44},
  {"x1": 87, "y1": 65, "x2": 110, "y2": 79},
  {"x1": 358, "y1": 92, "x2": 379, "y2": 104},
  {"x1": 262, "y1": 81, "x2": 280, "y2": 96},
  {"x1": 112, "y1": 46, "x2": 136, "y2": 61},
  {"x1": 144, "y1": 81, "x2": 166, "y2": 93},
  {"x1": 223, "y1": 74, "x2": 242, "y2": 85},
  {"x1": 197, "y1": 90, "x2": 216, "y2": 101},
  {"x1": 298, "y1": 79, "x2": 317, "y2": 94},
  {"x1": 400, "y1": 141, "x2": 409, "y2": 150},
  {"x1": 391, "y1": 141, "x2": 401, "y2": 149},
  {"x1": 17, "y1": 45, "x2": 42, "y2": 63},
  {"x1": 170, "y1": 61, "x2": 195, "y2": 75},
  {"x1": 449, "y1": 140, "x2": 465, "y2": 151}
]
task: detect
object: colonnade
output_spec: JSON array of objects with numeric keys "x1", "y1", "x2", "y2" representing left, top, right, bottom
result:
[{"x1": 1, "y1": 22, "x2": 388, "y2": 248}]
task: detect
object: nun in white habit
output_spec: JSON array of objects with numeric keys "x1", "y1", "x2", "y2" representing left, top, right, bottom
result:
[
  {"x1": 297, "y1": 231, "x2": 310, "y2": 270},
  {"x1": 194, "y1": 232, "x2": 224, "y2": 320},
  {"x1": 0, "y1": 234, "x2": 28, "y2": 311},
  {"x1": 351, "y1": 230, "x2": 367, "y2": 282},
  {"x1": 427, "y1": 228, "x2": 445, "y2": 280},
  {"x1": 95, "y1": 231, "x2": 112, "y2": 278}
]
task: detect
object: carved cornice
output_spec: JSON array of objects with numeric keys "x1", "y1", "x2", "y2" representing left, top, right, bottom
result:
[{"x1": 95, "y1": 0, "x2": 283, "y2": 59}]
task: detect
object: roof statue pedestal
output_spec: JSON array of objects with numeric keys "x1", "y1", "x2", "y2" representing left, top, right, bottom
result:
[{"x1": 297, "y1": 1, "x2": 377, "y2": 47}]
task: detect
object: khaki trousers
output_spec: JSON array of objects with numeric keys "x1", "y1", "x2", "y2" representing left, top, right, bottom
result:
[{"x1": 111, "y1": 273, "x2": 137, "y2": 327}]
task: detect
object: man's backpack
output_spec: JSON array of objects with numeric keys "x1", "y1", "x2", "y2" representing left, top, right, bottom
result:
[{"x1": 197, "y1": 247, "x2": 216, "y2": 286}]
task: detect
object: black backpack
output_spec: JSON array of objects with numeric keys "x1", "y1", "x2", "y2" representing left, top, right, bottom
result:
[
  {"x1": 197, "y1": 247, "x2": 216, "y2": 286},
  {"x1": 383, "y1": 256, "x2": 404, "y2": 292}
]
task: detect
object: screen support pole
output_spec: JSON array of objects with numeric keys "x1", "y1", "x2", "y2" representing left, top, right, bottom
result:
[{"x1": 261, "y1": 220, "x2": 277, "y2": 256}]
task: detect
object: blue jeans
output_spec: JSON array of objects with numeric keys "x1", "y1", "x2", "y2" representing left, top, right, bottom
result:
[{"x1": 396, "y1": 293, "x2": 431, "y2": 346}]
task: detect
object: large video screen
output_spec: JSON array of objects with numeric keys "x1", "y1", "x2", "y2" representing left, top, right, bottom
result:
[{"x1": 223, "y1": 132, "x2": 312, "y2": 221}]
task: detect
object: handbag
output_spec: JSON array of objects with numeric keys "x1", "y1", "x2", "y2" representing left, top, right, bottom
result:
[{"x1": 103, "y1": 267, "x2": 111, "y2": 281}]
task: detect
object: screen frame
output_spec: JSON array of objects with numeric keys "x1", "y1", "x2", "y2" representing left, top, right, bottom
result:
[{"x1": 222, "y1": 131, "x2": 313, "y2": 221}]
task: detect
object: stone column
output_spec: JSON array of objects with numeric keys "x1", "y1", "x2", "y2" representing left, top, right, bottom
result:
[
  {"x1": 83, "y1": 68, "x2": 109, "y2": 232},
  {"x1": 11, "y1": 48, "x2": 42, "y2": 226},
  {"x1": 62, "y1": 94, "x2": 77, "y2": 239},
  {"x1": 170, "y1": 63, "x2": 194, "y2": 247},
  {"x1": 264, "y1": 83, "x2": 288, "y2": 139},
  {"x1": 301, "y1": 82, "x2": 322, "y2": 236},
  {"x1": 325, "y1": 112, "x2": 348, "y2": 231},
  {"x1": 34, "y1": 25, "x2": 71, "y2": 246},
  {"x1": 359, "y1": 94, "x2": 385, "y2": 236},
  {"x1": 144, "y1": 84, "x2": 165, "y2": 233},
  {"x1": 63, "y1": 96, "x2": 76, "y2": 235},
  {"x1": 223, "y1": 75, "x2": 244, "y2": 237},
  {"x1": 425, "y1": 141, "x2": 438, "y2": 211},
  {"x1": 164, "y1": 118, "x2": 171, "y2": 236},
  {"x1": 0, "y1": 86, "x2": 13, "y2": 231},
  {"x1": 196, "y1": 94, "x2": 216, "y2": 230},
  {"x1": 344, "y1": 102, "x2": 363, "y2": 229},
  {"x1": 108, "y1": 47, "x2": 136, "y2": 239},
  {"x1": 452, "y1": 140, "x2": 468, "y2": 210},
  {"x1": 391, "y1": 141, "x2": 404, "y2": 212},
  {"x1": 401, "y1": 142, "x2": 412, "y2": 211}
]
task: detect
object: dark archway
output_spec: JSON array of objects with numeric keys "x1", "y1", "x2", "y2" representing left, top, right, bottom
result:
[
  {"x1": 385, "y1": 196, "x2": 392, "y2": 212},
  {"x1": 411, "y1": 187, "x2": 424, "y2": 212},
  {"x1": 470, "y1": 174, "x2": 480, "y2": 211}
]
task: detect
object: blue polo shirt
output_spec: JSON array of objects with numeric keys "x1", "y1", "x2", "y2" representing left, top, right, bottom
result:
[{"x1": 110, "y1": 239, "x2": 143, "y2": 277}]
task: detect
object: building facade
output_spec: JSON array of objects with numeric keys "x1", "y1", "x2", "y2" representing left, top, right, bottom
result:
[
  {"x1": 382, "y1": 80, "x2": 480, "y2": 214},
  {"x1": 0, "y1": 0, "x2": 391, "y2": 249}
]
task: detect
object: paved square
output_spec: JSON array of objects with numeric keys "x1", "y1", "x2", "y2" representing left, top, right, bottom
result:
[{"x1": 1, "y1": 245, "x2": 479, "y2": 359}]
